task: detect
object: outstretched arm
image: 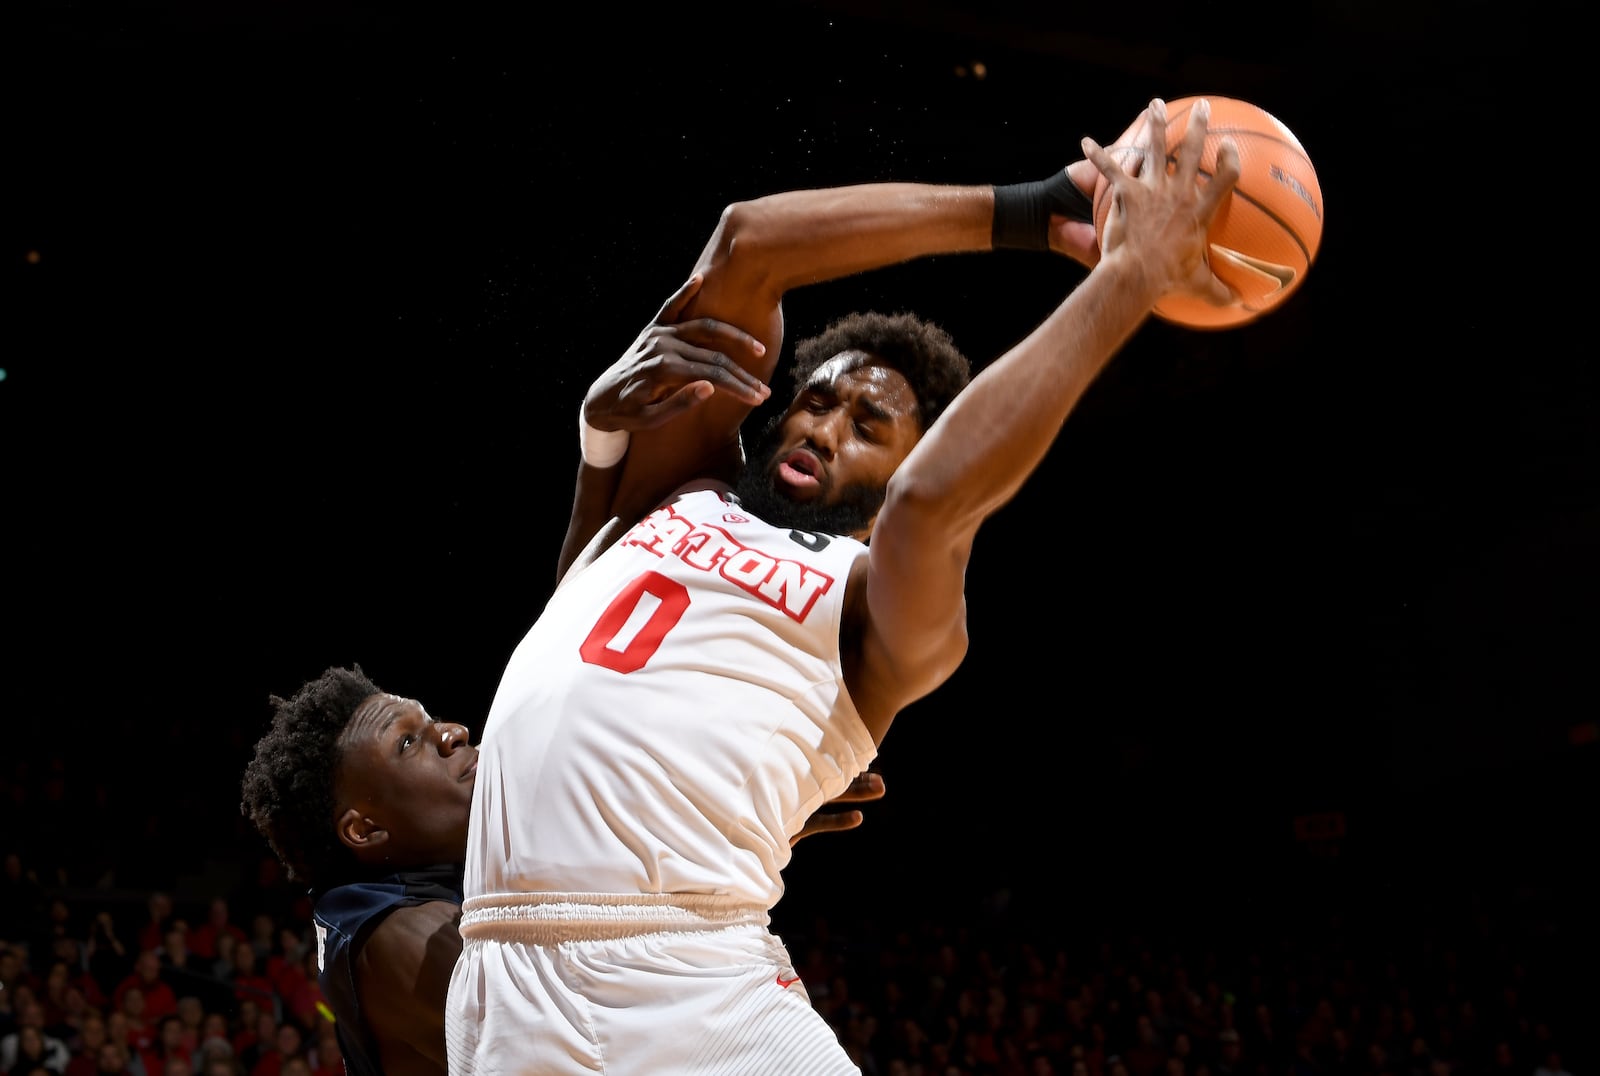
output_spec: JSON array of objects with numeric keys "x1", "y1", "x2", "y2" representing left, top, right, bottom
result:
[
  {"x1": 600, "y1": 109, "x2": 1156, "y2": 533},
  {"x1": 582, "y1": 110, "x2": 1158, "y2": 560},
  {"x1": 605, "y1": 119, "x2": 1165, "y2": 529},
  {"x1": 853, "y1": 98, "x2": 1242, "y2": 739}
]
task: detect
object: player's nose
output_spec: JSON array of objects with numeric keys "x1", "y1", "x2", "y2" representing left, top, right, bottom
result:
[
  {"x1": 806, "y1": 409, "x2": 847, "y2": 458},
  {"x1": 434, "y1": 722, "x2": 471, "y2": 754}
]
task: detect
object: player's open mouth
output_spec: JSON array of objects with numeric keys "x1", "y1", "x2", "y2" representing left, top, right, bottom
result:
[{"x1": 777, "y1": 449, "x2": 823, "y2": 493}]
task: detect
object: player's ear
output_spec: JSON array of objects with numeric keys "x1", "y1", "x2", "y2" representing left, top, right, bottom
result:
[{"x1": 336, "y1": 807, "x2": 388, "y2": 854}]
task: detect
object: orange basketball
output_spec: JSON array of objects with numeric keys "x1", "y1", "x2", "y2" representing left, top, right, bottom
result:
[{"x1": 1092, "y1": 95, "x2": 1323, "y2": 330}]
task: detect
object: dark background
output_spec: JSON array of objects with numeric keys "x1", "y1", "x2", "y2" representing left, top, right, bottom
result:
[{"x1": 5, "y1": 0, "x2": 1594, "y2": 973}]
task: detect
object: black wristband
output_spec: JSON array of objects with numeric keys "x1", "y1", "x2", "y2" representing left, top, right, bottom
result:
[{"x1": 991, "y1": 171, "x2": 1095, "y2": 251}]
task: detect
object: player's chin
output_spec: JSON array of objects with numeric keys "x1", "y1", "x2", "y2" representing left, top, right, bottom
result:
[{"x1": 777, "y1": 487, "x2": 820, "y2": 505}]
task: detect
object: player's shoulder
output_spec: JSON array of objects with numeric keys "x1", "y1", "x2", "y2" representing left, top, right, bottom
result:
[{"x1": 666, "y1": 478, "x2": 733, "y2": 503}]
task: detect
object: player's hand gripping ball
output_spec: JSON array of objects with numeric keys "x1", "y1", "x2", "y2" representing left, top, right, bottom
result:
[{"x1": 1093, "y1": 95, "x2": 1324, "y2": 330}]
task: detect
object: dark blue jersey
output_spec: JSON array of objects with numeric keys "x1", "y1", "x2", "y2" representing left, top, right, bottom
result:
[{"x1": 311, "y1": 865, "x2": 463, "y2": 1076}]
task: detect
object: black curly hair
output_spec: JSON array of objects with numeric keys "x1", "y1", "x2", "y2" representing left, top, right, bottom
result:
[
  {"x1": 239, "y1": 664, "x2": 380, "y2": 892},
  {"x1": 791, "y1": 310, "x2": 972, "y2": 432}
]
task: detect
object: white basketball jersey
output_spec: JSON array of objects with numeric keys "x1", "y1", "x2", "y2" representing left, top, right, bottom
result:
[{"x1": 463, "y1": 485, "x2": 878, "y2": 908}]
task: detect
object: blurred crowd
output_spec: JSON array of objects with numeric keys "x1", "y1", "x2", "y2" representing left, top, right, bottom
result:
[{"x1": 0, "y1": 835, "x2": 1583, "y2": 1076}]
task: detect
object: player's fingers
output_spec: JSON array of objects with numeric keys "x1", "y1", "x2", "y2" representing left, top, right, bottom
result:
[
  {"x1": 665, "y1": 332, "x2": 768, "y2": 395},
  {"x1": 1087, "y1": 99, "x2": 1151, "y2": 179},
  {"x1": 653, "y1": 274, "x2": 705, "y2": 325},
  {"x1": 1080, "y1": 136, "x2": 1127, "y2": 185},
  {"x1": 1199, "y1": 136, "x2": 1242, "y2": 219},
  {"x1": 664, "y1": 345, "x2": 768, "y2": 405},
  {"x1": 825, "y1": 810, "x2": 865, "y2": 832},
  {"x1": 790, "y1": 811, "x2": 864, "y2": 846},
  {"x1": 637, "y1": 382, "x2": 716, "y2": 425},
  {"x1": 832, "y1": 772, "x2": 885, "y2": 803},
  {"x1": 675, "y1": 318, "x2": 767, "y2": 366},
  {"x1": 1142, "y1": 97, "x2": 1171, "y2": 187},
  {"x1": 1173, "y1": 97, "x2": 1209, "y2": 185}
]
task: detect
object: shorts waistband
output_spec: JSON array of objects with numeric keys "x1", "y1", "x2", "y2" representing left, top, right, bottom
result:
[{"x1": 458, "y1": 892, "x2": 771, "y2": 943}]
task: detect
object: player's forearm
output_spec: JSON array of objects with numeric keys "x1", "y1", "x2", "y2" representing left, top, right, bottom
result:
[
  {"x1": 729, "y1": 183, "x2": 995, "y2": 290},
  {"x1": 680, "y1": 183, "x2": 993, "y2": 341},
  {"x1": 557, "y1": 458, "x2": 624, "y2": 583}
]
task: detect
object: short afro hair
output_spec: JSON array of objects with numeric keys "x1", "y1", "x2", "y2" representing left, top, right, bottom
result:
[
  {"x1": 239, "y1": 664, "x2": 380, "y2": 892},
  {"x1": 791, "y1": 311, "x2": 971, "y2": 433}
]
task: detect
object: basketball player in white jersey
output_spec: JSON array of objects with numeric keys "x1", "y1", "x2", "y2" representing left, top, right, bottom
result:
[
  {"x1": 242, "y1": 277, "x2": 891, "y2": 1076},
  {"x1": 448, "y1": 98, "x2": 1241, "y2": 1074}
]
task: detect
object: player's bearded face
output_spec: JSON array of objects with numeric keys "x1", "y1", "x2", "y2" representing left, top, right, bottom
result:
[{"x1": 732, "y1": 413, "x2": 886, "y2": 538}]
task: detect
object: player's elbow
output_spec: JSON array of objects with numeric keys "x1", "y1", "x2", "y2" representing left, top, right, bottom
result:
[
  {"x1": 706, "y1": 200, "x2": 789, "y2": 286},
  {"x1": 713, "y1": 200, "x2": 769, "y2": 255}
]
